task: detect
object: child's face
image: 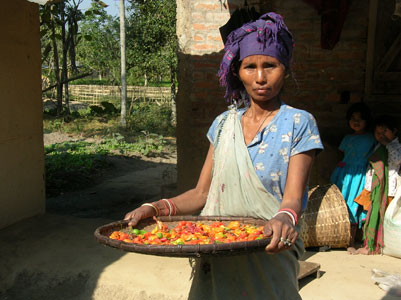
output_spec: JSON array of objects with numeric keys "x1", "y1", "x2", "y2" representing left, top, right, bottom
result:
[
  {"x1": 374, "y1": 125, "x2": 397, "y2": 145},
  {"x1": 349, "y1": 112, "x2": 367, "y2": 134}
]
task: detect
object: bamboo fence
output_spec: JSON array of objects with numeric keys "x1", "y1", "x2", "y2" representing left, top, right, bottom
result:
[{"x1": 68, "y1": 85, "x2": 173, "y2": 105}]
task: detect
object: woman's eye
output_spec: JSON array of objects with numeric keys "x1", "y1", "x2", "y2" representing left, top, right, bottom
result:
[{"x1": 263, "y1": 63, "x2": 276, "y2": 69}]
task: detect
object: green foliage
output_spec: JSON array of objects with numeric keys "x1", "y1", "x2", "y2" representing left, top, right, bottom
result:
[
  {"x1": 44, "y1": 141, "x2": 111, "y2": 196},
  {"x1": 100, "y1": 132, "x2": 165, "y2": 157},
  {"x1": 128, "y1": 102, "x2": 175, "y2": 136},
  {"x1": 126, "y1": 0, "x2": 177, "y2": 83},
  {"x1": 44, "y1": 130, "x2": 168, "y2": 196},
  {"x1": 75, "y1": 3, "x2": 121, "y2": 84},
  {"x1": 70, "y1": 78, "x2": 113, "y2": 85},
  {"x1": 44, "y1": 99, "x2": 175, "y2": 196},
  {"x1": 89, "y1": 101, "x2": 119, "y2": 116}
]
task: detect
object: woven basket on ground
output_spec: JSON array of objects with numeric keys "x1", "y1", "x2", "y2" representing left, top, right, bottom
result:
[{"x1": 301, "y1": 184, "x2": 351, "y2": 248}]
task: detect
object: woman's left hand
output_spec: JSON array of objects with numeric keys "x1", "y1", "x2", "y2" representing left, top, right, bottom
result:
[{"x1": 263, "y1": 213, "x2": 298, "y2": 253}]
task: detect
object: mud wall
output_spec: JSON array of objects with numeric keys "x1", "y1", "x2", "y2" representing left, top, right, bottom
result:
[{"x1": 0, "y1": 0, "x2": 45, "y2": 229}]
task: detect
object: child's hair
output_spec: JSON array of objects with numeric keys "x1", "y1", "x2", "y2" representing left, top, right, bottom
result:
[
  {"x1": 374, "y1": 115, "x2": 398, "y2": 132},
  {"x1": 346, "y1": 102, "x2": 372, "y2": 130}
]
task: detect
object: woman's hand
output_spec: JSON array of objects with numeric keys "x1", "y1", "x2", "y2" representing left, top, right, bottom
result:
[
  {"x1": 124, "y1": 205, "x2": 155, "y2": 227},
  {"x1": 264, "y1": 213, "x2": 298, "y2": 253}
]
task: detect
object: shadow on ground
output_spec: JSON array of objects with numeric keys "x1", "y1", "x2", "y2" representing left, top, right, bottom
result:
[
  {"x1": 46, "y1": 154, "x2": 177, "y2": 220},
  {"x1": 0, "y1": 152, "x2": 180, "y2": 300}
]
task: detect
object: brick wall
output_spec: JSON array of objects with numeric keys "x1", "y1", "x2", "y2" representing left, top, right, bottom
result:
[{"x1": 176, "y1": 0, "x2": 369, "y2": 191}]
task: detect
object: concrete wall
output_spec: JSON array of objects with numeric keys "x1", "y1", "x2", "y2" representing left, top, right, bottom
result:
[
  {"x1": 176, "y1": 0, "x2": 370, "y2": 192},
  {"x1": 0, "y1": 0, "x2": 45, "y2": 229}
]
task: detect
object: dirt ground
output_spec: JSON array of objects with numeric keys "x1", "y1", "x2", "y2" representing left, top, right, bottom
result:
[{"x1": 1, "y1": 133, "x2": 401, "y2": 299}]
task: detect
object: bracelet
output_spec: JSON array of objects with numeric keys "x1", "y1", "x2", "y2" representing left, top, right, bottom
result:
[
  {"x1": 272, "y1": 211, "x2": 296, "y2": 227},
  {"x1": 162, "y1": 199, "x2": 172, "y2": 216},
  {"x1": 158, "y1": 199, "x2": 169, "y2": 216},
  {"x1": 167, "y1": 199, "x2": 177, "y2": 215},
  {"x1": 141, "y1": 203, "x2": 159, "y2": 216},
  {"x1": 279, "y1": 208, "x2": 298, "y2": 225}
]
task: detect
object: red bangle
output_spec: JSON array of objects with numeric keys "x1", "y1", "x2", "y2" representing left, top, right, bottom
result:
[
  {"x1": 279, "y1": 208, "x2": 298, "y2": 225},
  {"x1": 154, "y1": 200, "x2": 168, "y2": 216},
  {"x1": 167, "y1": 199, "x2": 177, "y2": 215}
]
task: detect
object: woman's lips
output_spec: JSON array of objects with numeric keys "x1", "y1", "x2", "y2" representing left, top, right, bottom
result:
[{"x1": 255, "y1": 88, "x2": 269, "y2": 95}]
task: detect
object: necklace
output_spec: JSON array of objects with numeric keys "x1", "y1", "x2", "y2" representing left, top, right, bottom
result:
[{"x1": 243, "y1": 108, "x2": 275, "y2": 143}]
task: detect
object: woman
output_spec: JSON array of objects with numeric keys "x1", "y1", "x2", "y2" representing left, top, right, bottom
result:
[{"x1": 125, "y1": 12, "x2": 323, "y2": 299}]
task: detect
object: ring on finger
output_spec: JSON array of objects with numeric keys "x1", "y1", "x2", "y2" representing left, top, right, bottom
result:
[{"x1": 280, "y1": 237, "x2": 291, "y2": 246}]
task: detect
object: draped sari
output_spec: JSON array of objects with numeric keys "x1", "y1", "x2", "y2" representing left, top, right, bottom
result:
[{"x1": 188, "y1": 105, "x2": 304, "y2": 300}]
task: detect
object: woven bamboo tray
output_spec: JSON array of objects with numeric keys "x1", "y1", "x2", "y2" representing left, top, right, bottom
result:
[
  {"x1": 94, "y1": 216, "x2": 271, "y2": 257},
  {"x1": 301, "y1": 184, "x2": 351, "y2": 248}
]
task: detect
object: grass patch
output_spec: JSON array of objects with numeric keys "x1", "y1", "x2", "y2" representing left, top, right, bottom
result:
[
  {"x1": 45, "y1": 141, "x2": 111, "y2": 197},
  {"x1": 44, "y1": 101, "x2": 175, "y2": 197}
]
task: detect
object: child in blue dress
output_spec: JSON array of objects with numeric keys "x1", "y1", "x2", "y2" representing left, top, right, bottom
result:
[{"x1": 330, "y1": 102, "x2": 377, "y2": 253}]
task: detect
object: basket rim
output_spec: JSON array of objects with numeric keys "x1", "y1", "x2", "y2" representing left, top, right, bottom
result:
[{"x1": 94, "y1": 216, "x2": 271, "y2": 257}]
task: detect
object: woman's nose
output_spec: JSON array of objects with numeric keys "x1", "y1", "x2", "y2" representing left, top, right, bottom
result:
[{"x1": 256, "y1": 68, "x2": 267, "y2": 83}]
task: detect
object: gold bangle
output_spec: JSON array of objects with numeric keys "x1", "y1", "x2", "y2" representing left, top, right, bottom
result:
[{"x1": 141, "y1": 203, "x2": 159, "y2": 216}]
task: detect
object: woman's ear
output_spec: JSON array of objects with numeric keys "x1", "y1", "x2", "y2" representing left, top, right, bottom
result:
[{"x1": 284, "y1": 67, "x2": 291, "y2": 79}]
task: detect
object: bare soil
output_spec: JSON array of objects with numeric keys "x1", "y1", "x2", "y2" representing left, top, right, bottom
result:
[
  {"x1": 44, "y1": 132, "x2": 178, "y2": 221},
  {"x1": 1, "y1": 132, "x2": 400, "y2": 300}
]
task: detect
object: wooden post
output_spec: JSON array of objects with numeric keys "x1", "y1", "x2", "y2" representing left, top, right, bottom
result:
[
  {"x1": 364, "y1": 0, "x2": 378, "y2": 100},
  {"x1": 119, "y1": 0, "x2": 127, "y2": 126}
]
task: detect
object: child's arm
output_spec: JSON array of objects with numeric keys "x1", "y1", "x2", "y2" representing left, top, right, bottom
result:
[{"x1": 386, "y1": 137, "x2": 401, "y2": 166}]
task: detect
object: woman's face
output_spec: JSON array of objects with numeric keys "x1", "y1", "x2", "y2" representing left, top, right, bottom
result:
[{"x1": 238, "y1": 55, "x2": 285, "y2": 103}]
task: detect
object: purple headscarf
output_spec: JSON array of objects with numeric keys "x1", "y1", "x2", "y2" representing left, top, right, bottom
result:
[{"x1": 217, "y1": 12, "x2": 294, "y2": 102}]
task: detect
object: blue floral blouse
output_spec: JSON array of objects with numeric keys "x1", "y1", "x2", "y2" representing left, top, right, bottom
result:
[{"x1": 207, "y1": 103, "x2": 324, "y2": 210}]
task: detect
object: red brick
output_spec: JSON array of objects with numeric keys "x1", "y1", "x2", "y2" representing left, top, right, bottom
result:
[
  {"x1": 193, "y1": 23, "x2": 206, "y2": 30},
  {"x1": 196, "y1": 81, "x2": 219, "y2": 90},
  {"x1": 327, "y1": 93, "x2": 340, "y2": 103},
  {"x1": 193, "y1": 23, "x2": 220, "y2": 31},
  {"x1": 206, "y1": 72, "x2": 218, "y2": 81},
  {"x1": 207, "y1": 34, "x2": 222, "y2": 42},
  {"x1": 194, "y1": 3, "x2": 220, "y2": 11},
  {"x1": 193, "y1": 44, "x2": 218, "y2": 51},
  {"x1": 193, "y1": 72, "x2": 204, "y2": 81},
  {"x1": 193, "y1": 62, "x2": 218, "y2": 69},
  {"x1": 191, "y1": 12, "x2": 204, "y2": 21}
]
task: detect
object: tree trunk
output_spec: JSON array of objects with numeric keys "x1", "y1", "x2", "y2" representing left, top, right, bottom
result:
[
  {"x1": 119, "y1": 0, "x2": 127, "y2": 127},
  {"x1": 68, "y1": 13, "x2": 79, "y2": 74},
  {"x1": 51, "y1": 8, "x2": 63, "y2": 116},
  {"x1": 42, "y1": 72, "x2": 93, "y2": 93},
  {"x1": 170, "y1": 66, "x2": 176, "y2": 126},
  {"x1": 60, "y1": 2, "x2": 70, "y2": 114}
]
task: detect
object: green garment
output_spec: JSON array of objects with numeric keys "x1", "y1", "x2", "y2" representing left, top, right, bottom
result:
[{"x1": 363, "y1": 145, "x2": 389, "y2": 254}]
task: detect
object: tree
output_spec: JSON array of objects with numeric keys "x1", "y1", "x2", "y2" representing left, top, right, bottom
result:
[
  {"x1": 75, "y1": 2, "x2": 121, "y2": 84},
  {"x1": 40, "y1": 0, "x2": 90, "y2": 115},
  {"x1": 126, "y1": 0, "x2": 177, "y2": 85},
  {"x1": 126, "y1": 0, "x2": 177, "y2": 122}
]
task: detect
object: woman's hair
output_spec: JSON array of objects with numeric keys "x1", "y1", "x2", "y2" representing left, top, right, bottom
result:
[
  {"x1": 374, "y1": 115, "x2": 398, "y2": 132},
  {"x1": 346, "y1": 102, "x2": 373, "y2": 129}
]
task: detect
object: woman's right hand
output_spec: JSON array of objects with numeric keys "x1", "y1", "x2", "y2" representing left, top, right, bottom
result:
[{"x1": 124, "y1": 205, "x2": 156, "y2": 226}]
